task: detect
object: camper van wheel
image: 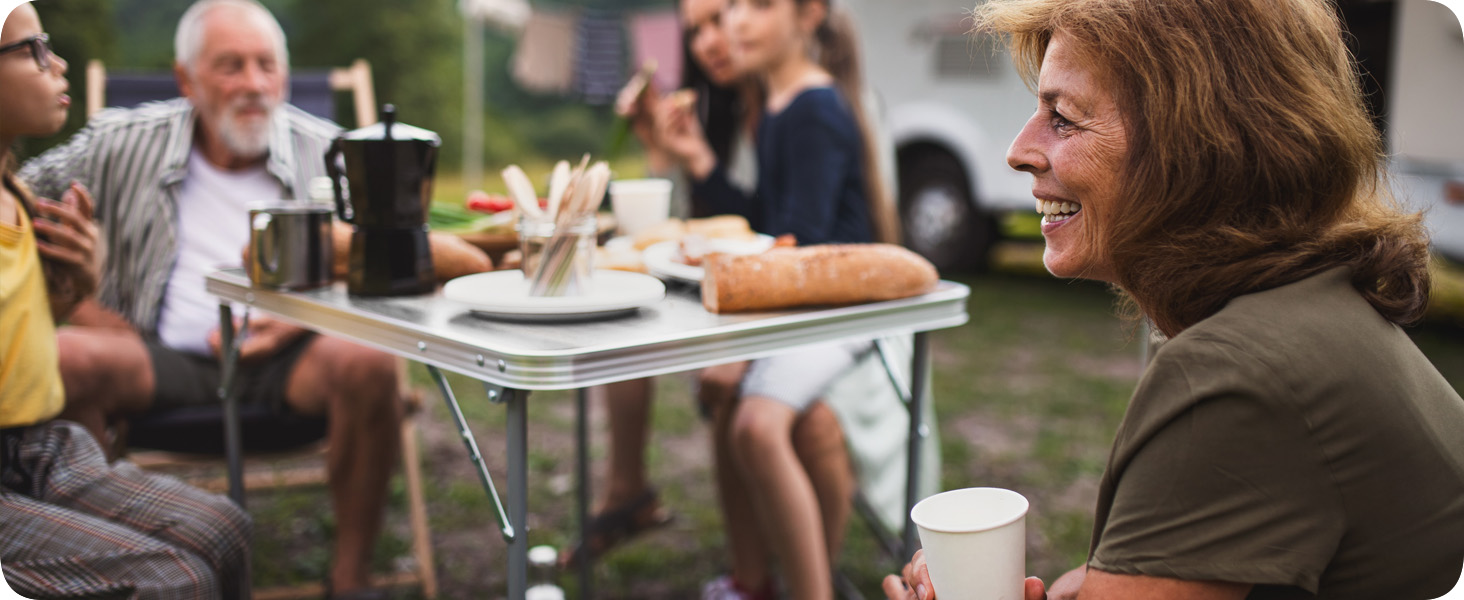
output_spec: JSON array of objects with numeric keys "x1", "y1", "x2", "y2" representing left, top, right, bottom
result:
[{"x1": 899, "y1": 149, "x2": 997, "y2": 273}]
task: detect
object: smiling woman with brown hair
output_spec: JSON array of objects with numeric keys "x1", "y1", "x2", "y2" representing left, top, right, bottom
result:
[
  {"x1": 992, "y1": 0, "x2": 1431, "y2": 336},
  {"x1": 882, "y1": 0, "x2": 1464, "y2": 599}
]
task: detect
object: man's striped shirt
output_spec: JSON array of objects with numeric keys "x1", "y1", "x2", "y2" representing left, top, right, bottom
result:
[{"x1": 20, "y1": 98, "x2": 340, "y2": 336}]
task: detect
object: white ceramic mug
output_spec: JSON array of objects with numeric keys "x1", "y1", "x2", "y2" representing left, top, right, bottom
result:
[
  {"x1": 608, "y1": 178, "x2": 672, "y2": 237},
  {"x1": 911, "y1": 487, "x2": 1029, "y2": 600}
]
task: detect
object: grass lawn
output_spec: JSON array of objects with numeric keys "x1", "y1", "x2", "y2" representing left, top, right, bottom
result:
[{"x1": 227, "y1": 244, "x2": 1464, "y2": 599}]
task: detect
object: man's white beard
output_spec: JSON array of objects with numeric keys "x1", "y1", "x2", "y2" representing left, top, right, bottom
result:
[{"x1": 204, "y1": 91, "x2": 278, "y2": 160}]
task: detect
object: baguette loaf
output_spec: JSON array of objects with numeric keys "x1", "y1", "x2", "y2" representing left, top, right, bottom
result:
[{"x1": 702, "y1": 244, "x2": 938, "y2": 313}]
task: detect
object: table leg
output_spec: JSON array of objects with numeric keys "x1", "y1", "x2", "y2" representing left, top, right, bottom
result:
[
  {"x1": 853, "y1": 490, "x2": 904, "y2": 560},
  {"x1": 904, "y1": 332, "x2": 931, "y2": 560},
  {"x1": 425, "y1": 366, "x2": 515, "y2": 542},
  {"x1": 505, "y1": 386, "x2": 528, "y2": 600},
  {"x1": 215, "y1": 303, "x2": 251, "y2": 600},
  {"x1": 577, "y1": 388, "x2": 593, "y2": 599},
  {"x1": 217, "y1": 304, "x2": 245, "y2": 507}
]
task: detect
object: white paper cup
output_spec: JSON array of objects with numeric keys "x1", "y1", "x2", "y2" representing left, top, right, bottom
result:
[
  {"x1": 609, "y1": 178, "x2": 672, "y2": 237},
  {"x1": 911, "y1": 487, "x2": 1029, "y2": 600}
]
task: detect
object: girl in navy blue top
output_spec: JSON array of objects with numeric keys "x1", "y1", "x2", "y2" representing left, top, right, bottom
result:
[
  {"x1": 658, "y1": 2, "x2": 898, "y2": 247},
  {"x1": 660, "y1": 1, "x2": 897, "y2": 598},
  {"x1": 693, "y1": 85, "x2": 874, "y2": 244}
]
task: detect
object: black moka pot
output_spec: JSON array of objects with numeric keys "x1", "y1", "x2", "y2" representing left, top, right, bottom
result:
[{"x1": 325, "y1": 105, "x2": 440, "y2": 296}]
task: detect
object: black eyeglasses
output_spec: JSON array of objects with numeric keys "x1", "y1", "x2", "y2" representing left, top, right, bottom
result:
[{"x1": 0, "y1": 33, "x2": 54, "y2": 72}]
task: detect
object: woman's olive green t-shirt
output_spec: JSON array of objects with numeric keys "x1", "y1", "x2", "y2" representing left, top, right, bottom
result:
[{"x1": 1090, "y1": 267, "x2": 1464, "y2": 599}]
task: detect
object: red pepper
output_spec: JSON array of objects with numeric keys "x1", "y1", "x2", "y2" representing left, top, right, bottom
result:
[{"x1": 467, "y1": 193, "x2": 514, "y2": 213}]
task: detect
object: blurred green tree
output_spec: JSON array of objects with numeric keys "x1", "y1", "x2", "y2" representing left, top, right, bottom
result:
[
  {"x1": 24, "y1": 0, "x2": 465, "y2": 165},
  {"x1": 290, "y1": 0, "x2": 464, "y2": 163}
]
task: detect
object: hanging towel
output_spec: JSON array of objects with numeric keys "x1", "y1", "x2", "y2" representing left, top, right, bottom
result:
[
  {"x1": 575, "y1": 9, "x2": 625, "y2": 105},
  {"x1": 628, "y1": 10, "x2": 683, "y2": 95},
  {"x1": 461, "y1": 0, "x2": 531, "y2": 34},
  {"x1": 512, "y1": 10, "x2": 579, "y2": 94}
]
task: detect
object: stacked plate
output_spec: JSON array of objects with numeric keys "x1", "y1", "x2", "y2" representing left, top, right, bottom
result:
[
  {"x1": 443, "y1": 270, "x2": 666, "y2": 321},
  {"x1": 641, "y1": 234, "x2": 776, "y2": 285}
]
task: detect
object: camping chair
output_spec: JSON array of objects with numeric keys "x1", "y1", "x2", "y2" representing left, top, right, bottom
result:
[
  {"x1": 86, "y1": 59, "x2": 436, "y2": 599},
  {"x1": 122, "y1": 379, "x2": 437, "y2": 600},
  {"x1": 85, "y1": 58, "x2": 377, "y2": 128}
]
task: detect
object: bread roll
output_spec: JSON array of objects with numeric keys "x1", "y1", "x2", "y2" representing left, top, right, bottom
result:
[
  {"x1": 329, "y1": 224, "x2": 491, "y2": 281},
  {"x1": 668, "y1": 89, "x2": 697, "y2": 111},
  {"x1": 702, "y1": 244, "x2": 938, "y2": 313},
  {"x1": 430, "y1": 232, "x2": 493, "y2": 281},
  {"x1": 597, "y1": 245, "x2": 647, "y2": 273},
  {"x1": 632, "y1": 218, "x2": 686, "y2": 250},
  {"x1": 686, "y1": 215, "x2": 756, "y2": 240},
  {"x1": 332, "y1": 222, "x2": 354, "y2": 278}
]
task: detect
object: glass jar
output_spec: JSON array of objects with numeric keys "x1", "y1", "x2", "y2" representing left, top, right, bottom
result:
[{"x1": 516, "y1": 213, "x2": 597, "y2": 296}]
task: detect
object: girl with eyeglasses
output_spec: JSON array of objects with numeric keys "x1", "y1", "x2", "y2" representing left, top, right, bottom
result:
[
  {"x1": 1, "y1": 3, "x2": 95, "y2": 317},
  {"x1": 3, "y1": 4, "x2": 251, "y2": 597}
]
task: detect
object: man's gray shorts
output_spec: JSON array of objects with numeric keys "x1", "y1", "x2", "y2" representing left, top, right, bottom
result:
[{"x1": 146, "y1": 333, "x2": 317, "y2": 412}]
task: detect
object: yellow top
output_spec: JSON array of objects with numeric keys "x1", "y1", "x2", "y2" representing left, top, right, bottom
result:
[{"x1": 0, "y1": 196, "x2": 64, "y2": 428}]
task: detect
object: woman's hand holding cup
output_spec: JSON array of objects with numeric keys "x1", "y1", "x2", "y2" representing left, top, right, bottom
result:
[
  {"x1": 881, "y1": 549, "x2": 934, "y2": 599},
  {"x1": 890, "y1": 487, "x2": 1033, "y2": 599},
  {"x1": 882, "y1": 553, "x2": 1048, "y2": 600}
]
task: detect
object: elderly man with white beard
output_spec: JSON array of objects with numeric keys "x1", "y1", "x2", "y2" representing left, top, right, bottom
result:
[{"x1": 21, "y1": 1, "x2": 403, "y2": 597}]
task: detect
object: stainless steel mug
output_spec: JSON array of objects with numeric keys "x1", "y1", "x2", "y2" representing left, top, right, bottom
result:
[{"x1": 248, "y1": 204, "x2": 334, "y2": 290}]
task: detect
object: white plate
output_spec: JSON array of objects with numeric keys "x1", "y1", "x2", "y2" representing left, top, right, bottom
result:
[
  {"x1": 642, "y1": 235, "x2": 775, "y2": 284},
  {"x1": 443, "y1": 270, "x2": 666, "y2": 320}
]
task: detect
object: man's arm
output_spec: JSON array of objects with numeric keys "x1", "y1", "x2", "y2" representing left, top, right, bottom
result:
[{"x1": 67, "y1": 299, "x2": 136, "y2": 331}]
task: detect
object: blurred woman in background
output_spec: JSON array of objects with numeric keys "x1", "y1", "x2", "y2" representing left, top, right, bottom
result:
[
  {"x1": 655, "y1": 0, "x2": 900, "y2": 597},
  {"x1": 569, "y1": 0, "x2": 855, "y2": 577}
]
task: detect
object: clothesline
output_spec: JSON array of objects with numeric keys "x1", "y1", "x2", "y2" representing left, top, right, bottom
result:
[{"x1": 467, "y1": 0, "x2": 683, "y2": 104}]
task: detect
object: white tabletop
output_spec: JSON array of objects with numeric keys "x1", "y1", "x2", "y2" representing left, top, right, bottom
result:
[{"x1": 207, "y1": 268, "x2": 970, "y2": 390}]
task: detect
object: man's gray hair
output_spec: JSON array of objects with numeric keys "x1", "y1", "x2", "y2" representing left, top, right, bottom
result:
[{"x1": 174, "y1": 0, "x2": 289, "y2": 73}]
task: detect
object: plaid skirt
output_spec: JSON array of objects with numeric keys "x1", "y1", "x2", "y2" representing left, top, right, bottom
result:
[{"x1": 0, "y1": 421, "x2": 251, "y2": 599}]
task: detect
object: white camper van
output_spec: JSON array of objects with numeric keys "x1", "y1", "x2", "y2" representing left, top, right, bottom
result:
[
  {"x1": 846, "y1": 0, "x2": 1464, "y2": 271},
  {"x1": 1388, "y1": 1, "x2": 1464, "y2": 261}
]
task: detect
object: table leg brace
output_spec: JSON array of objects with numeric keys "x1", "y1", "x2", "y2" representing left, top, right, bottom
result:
[{"x1": 425, "y1": 366, "x2": 515, "y2": 544}]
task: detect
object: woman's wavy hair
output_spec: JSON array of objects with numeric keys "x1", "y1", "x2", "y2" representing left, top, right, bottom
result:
[
  {"x1": 973, "y1": 0, "x2": 1431, "y2": 335},
  {"x1": 680, "y1": 23, "x2": 748, "y2": 218}
]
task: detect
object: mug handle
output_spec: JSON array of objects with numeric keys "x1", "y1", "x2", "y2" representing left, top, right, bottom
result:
[
  {"x1": 251, "y1": 212, "x2": 279, "y2": 278},
  {"x1": 324, "y1": 139, "x2": 352, "y2": 223}
]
